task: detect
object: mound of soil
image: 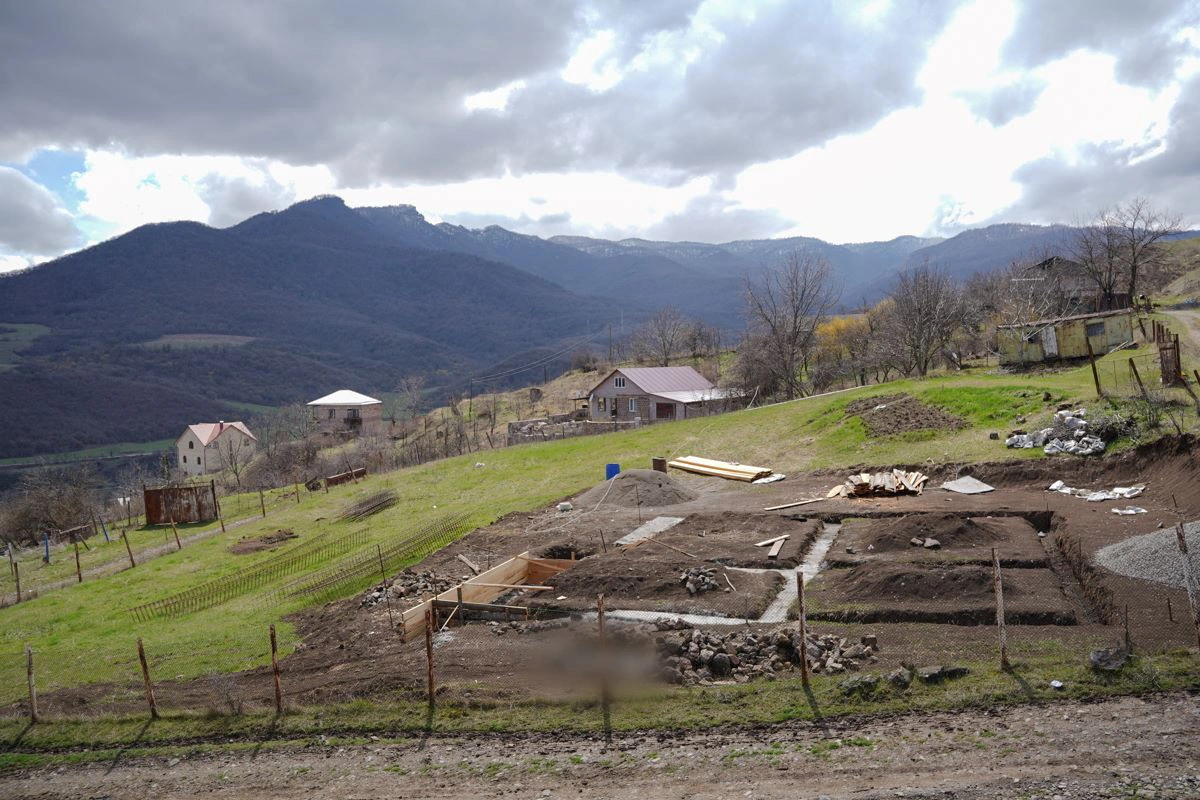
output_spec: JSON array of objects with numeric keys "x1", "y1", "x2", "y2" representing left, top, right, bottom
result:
[
  {"x1": 229, "y1": 529, "x2": 298, "y2": 555},
  {"x1": 806, "y1": 562, "x2": 1075, "y2": 625},
  {"x1": 658, "y1": 512, "x2": 822, "y2": 568},
  {"x1": 576, "y1": 469, "x2": 698, "y2": 509},
  {"x1": 534, "y1": 555, "x2": 783, "y2": 619},
  {"x1": 832, "y1": 513, "x2": 1046, "y2": 566},
  {"x1": 844, "y1": 394, "x2": 966, "y2": 437}
]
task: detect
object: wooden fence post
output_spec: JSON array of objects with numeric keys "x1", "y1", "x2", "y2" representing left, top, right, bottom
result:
[
  {"x1": 1085, "y1": 337, "x2": 1102, "y2": 397},
  {"x1": 25, "y1": 646, "x2": 37, "y2": 722},
  {"x1": 74, "y1": 540, "x2": 82, "y2": 584},
  {"x1": 171, "y1": 519, "x2": 181, "y2": 551},
  {"x1": 259, "y1": 489, "x2": 267, "y2": 518},
  {"x1": 136, "y1": 638, "x2": 158, "y2": 718},
  {"x1": 1129, "y1": 358, "x2": 1150, "y2": 403},
  {"x1": 377, "y1": 545, "x2": 395, "y2": 631},
  {"x1": 598, "y1": 592, "x2": 612, "y2": 736},
  {"x1": 424, "y1": 609, "x2": 436, "y2": 707},
  {"x1": 210, "y1": 480, "x2": 225, "y2": 533},
  {"x1": 796, "y1": 571, "x2": 810, "y2": 686},
  {"x1": 992, "y1": 548, "x2": 1010, "y2": 669},
  {"x1": 1174, "y1": 524, "x2": 1200, "y2": 650},
  {"x1": 270, "y1": 624, "x2": 283, "y2": 714},
  {"x1": 13, "y1": 561, "x2": 20, "y2": 603},
  {"x1": 294, "y1": 483, "x2": 301, "y2": 504},
  {"x1": 122, "y1": 532, "x2": 136, "y2": 568}
]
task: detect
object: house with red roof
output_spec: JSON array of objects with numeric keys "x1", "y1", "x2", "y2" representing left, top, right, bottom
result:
[
  {"x1": 174, "y1": 420, "x2": 257, "y2": 478},
  {"x1": 586, "y1": 366, "x2": 733, "y2": 422}
]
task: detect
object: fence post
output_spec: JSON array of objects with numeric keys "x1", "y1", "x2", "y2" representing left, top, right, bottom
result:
[
  {"x1": 1174, "y1": 524, "x2": 1200, "y2": 650},
  {"x1": 171, "y1": 519, "x2": 182, "y2": 551},
  {"x1": 74, "y1": 539, "x2": 82, "y2": 584},
  {"x1": 136, "y1": 638, "x2": 158, "y2": 718},
  {"x1": 377, "y1": 545, "x2": 395, "y2": 631},
  {"x1": 1129, "y1": 358, "x2": 1150, "y2": 403},
  {"x1": 122, "y1": 532, "x2": 136, "y2": 568},
  {"x1": 25, "y1": 646, "x2": 37, "y2": 722},
  {"x1": 1084, "y1": 337, "x2": 1102, "y2": 397},
  {"x1": 13, "y1": 561, "x2": 20, "y2": 603},
  {"x1": 270, "y1": 624, "x2": 283, "y2": 714},
  {"x1": 259, "y1": 489, "x2": 267, "y2": 518},
  {"x1": 597, "y1": 593, "x2": 612, "y2": 740},
  {"x1": 294, "y1": 483, "x2": 301, "y2": 504},
  {"x1": 796, "y1": 571, "x2": 810, "y2": 686},
  {"x1": 992, "y1": 548, "x2": 1009, "y2": 669},
  {"x1": 424, "y1": 609, "x2": 436, "y2": 707}
]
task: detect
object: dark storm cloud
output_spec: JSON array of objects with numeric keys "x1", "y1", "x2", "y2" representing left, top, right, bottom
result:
[
  {"x1": 0, "y1": 0, "x2": 961, "y2": 187},
  {"x1": 0, "y1": 168, "x2": 83, "y2": 255},
  {"x1": 984, "y1": 74, "x2": 1200, "y2": 225},
  {"x1": 1002, "y1": 0, "x2": 1200, "y2": 88}
]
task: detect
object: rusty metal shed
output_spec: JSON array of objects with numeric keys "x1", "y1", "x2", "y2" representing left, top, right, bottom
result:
[{"x1": 143, "y1": 482, "x2": 221, "y2": 525}]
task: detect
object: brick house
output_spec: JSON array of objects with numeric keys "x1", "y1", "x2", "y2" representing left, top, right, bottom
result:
[
  {"x1": 587, "y1": 366, "x2": 732, "y2": 422},
  {"x1": 175, "y1": 421, "x2": 257, "y2": 477},
  {"x1": 307, "y1": 389, "x2": 384, "y2": 436}
]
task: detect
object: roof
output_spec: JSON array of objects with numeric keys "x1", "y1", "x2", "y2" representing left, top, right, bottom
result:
[
  {"x1": 181, "y1": 421, "x2": 256, "y2": 445},
  {"x1": 649, "y1": 388, "x2": 736, "y2": 404},
  {"x1": 589, "y1": 366, "x2": 714, "y2": 396},
  {"x1": 307, "y1": 389, "x2": 382, "y2": 406},
  {"x1": 997, "y1": 309, "x2": 1133, "y2": 330}
]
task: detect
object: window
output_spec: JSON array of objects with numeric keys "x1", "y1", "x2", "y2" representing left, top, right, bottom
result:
[
  {"x1": 628, "y1": 398, "x2": 637, "y2": 413},
  {"x1": 1085, "y1": 322, "x2": 1105, "y2": 337},
  {"x1": 347, "y1": 408, "x2": 360, "y2": 419},
  {"x1": 614, "y1": 376, "x2": 626, "y2": 388},
  {"x1": 597, "y1": 397, "x2": 606, "y2": 412},
  {"x1": 188, "y1": 441, "x2": 194, "y2": 449},
  {"x1": 182, "y1": 455, "x2": 187, "y2": 464},
  {"x1": 328, "y1": 408, "x2": 336, "y2": 419}
]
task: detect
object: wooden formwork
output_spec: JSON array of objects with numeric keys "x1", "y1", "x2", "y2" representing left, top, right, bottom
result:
[{"x1": 399, "y1": 551, "x2": 575, "y2": 640}]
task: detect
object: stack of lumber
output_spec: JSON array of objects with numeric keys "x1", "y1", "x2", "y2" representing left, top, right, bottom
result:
[
  {"x1": 667, "y1": 455, "x2": 773, "y2": 482},
  {"x1": 826, "y1": 469, "x2": 928, "y2": 498},
  {"x1": 336, "y1": 490, "x2": 399, "y2": 522}
]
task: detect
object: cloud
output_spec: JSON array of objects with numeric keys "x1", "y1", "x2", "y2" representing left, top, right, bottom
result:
[
  {"x1": 961, "y1": 75, "x2": 1046, "y2": 126},
  {"x1": 0, "y1": 167, "x2": 82, "y2": 257},
  {"x1": 1002, "y1": 0, "x2": 1200, "y2": 88},
  {"x1": 0, "y1": 0, "x2": 961, "y2": 187}
]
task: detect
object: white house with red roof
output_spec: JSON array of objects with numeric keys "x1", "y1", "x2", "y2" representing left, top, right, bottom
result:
[
  {"x1": 587, "y1": 366, "x2": 733, "y2": 422},
  {"x1": 174, "y1": 421, "x2": 257, "y2": 477}
]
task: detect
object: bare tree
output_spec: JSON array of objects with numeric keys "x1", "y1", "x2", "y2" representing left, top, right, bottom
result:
[
  {"x1": 214, "y1": 430, "x2": 255, "y2": 490},
  {"x1": 1072, "y1": 198, "x2": 1180, "y2": 308},
  {"x1": 631, "y1": 306, "x2": 690, "y2": 366},
  {"x1": 741, "y1": 252, "x2": 840, "y2": 399},
  {"x1": 0, "y1": 463, "x2": 102, "y2": 545},
  {"x1": 879, "y1": 262, "x2": 964, "y2": 377}
]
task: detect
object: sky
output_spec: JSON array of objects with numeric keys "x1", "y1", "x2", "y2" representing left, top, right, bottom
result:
[{"x1": 1, "y1": 0, "x2": 1198, "y2": 274}]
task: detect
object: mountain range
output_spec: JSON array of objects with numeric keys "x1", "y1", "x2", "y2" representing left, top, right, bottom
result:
[{"x1": 0, "y1": 195, "x2": 1125, "y2": 458}]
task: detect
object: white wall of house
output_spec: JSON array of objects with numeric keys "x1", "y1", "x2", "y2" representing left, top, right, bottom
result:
[
  {"x1": 175, "y1": 427, "x2": 257, "y2": 477},
  {"x1": 311, "y1": 403, "x2": 384, "y2": 436}
]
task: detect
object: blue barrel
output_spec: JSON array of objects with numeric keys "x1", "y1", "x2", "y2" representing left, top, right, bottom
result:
[{"x1": 605, "y1": 463, "x2": 621, "y2": 480}]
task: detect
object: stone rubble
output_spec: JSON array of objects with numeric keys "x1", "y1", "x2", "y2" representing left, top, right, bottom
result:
[
  {"x1": 1005, "y1": 408, "x2": 1105, "y2": 456},
  {"x1": 678, "y1": 567, "x2": 723, "y2": 595},
  {"x1": 360, "y1": 570, "x2": 453, "y2": 608}
]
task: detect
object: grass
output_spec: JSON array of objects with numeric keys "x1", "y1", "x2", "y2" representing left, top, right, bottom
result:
[
  {"x1": 0, "y1": 649, "x2": 1195, "y2": 767},
  {"x1": 0, "y1": 356, "x2": 1195, "y2": 709},
  {"x1": 0, "y1": 323, "x2": 49, "y2": 373},
  {"x1": 0, "y1": 438, "x2": 173, "y2": 467},
  {"x1": 134, "y1": 333, "x2": 256, "y2": 349}
]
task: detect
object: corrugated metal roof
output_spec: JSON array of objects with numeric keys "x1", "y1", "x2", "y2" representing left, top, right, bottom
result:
[
  {"x1": 591, "y1": 366, "x2": 714, "y2": 395},
  {"x1": 307, "y1": 389, "x2": 382, "y2": 406},
  {"x1": 184, "y1": 421, "x2": 256, "y2": 445},
  {"x1": 651, "y1": 388, "x2": 734, "y2": 404},
  {"x1": 996, "y1": 309, "x2": 1132, "y2": 329}
]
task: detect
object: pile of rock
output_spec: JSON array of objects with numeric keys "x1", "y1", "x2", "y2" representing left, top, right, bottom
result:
[
  {"x1": 489, "y1": 619, "x2": 571, "y2": 636},
  {"x1": 652, "y1": 621, "x2": 879, "y2": 685},
  {"x1": 360, "y1": 570, "x2": 453, "y2": 608},
  {"x1": 679, "y1": 567, "x2": 723, "y2": 595}
]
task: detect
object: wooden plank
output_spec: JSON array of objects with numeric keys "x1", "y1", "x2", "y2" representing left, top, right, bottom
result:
[
  {"x1": 456, "y1": 553, "x2": 481, "y2": 575},
  {"x1": 766, "y1": 539, "x2": 785, "y2": 559},
  {"x1": 641, "y1": 539, "x2": 700, "y2": 559},
  {"x1": 762, "y1": 498, "x2": 823, "y2": 512},
  {"x1": 754, "y1": 534, "x2": 790, "y2": 547},
  {"x1": 467, "y1": 582, "x2": 554, "y2": 591},
  {"x1": 431, "y1": 599, "x2": 530, "y2": 613}
]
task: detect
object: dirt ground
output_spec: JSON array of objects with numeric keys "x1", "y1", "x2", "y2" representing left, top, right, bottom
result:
[
  {"x1": 229, "y1": 528, "x2": 298, "y2": 555},
  {"x1": 4, "y1": 693, "x2": 1198, "y2": 799},
  {"x1": 5, "y1": 436, "x2": 1200, "y2": 718},
  {"x1": 831, "y1": 513, "x2": 1048, "y2": 567},
  {"x1": 844, "y1": 393, "x2": 967, "y2": 437}
]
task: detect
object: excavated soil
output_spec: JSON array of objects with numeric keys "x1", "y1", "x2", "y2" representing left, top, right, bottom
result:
[
  {"x1": 228, "y1": 528, "x2": 298, "y2": 554},
  {"x1": 531, "y1": 553, "x2": 784, "y2": 619},
  {"x1": 844, "y1": 393, "x2": 967, "y2": 437},
  {"x1": 648, "y1": 512, "x2": 821, "y2": 568},
  {"x1": 831, "y1": 513, "x2": 1048, "y2": 566},
  {"x1": 575, "y1": 469, "x2": 698, "y2": 508},
  {"x1": 807, "y1": 561, "x2": 1077, "y2": 625}
]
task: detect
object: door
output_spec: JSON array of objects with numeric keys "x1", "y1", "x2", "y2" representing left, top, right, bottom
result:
[
  {"x1": 654, "y1": 402, "x2": 675, "y2": 420},
  {"x1": 1041, "y1": 326, "x2": 1058, "y2": 358}
]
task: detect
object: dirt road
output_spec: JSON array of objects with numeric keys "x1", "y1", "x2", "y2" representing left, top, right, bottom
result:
[
  {"x1": 1163, "y1": 306, "x2": 1200, "y2": 362},
  {"x1": 4, "y1": 693, "x2": 1197, "y2": 799}
]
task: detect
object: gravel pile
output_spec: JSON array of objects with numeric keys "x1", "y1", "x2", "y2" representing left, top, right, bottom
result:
[{"x1": 1094, "y1": 522, "x2": 1200, "y2": 588}]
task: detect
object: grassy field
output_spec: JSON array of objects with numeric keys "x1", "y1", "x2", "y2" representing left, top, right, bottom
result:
[
  {"x1": 0, "y1": 349, "x2": 1195, "y2": 712},
  {"x1": 0, "y1": 438, "x2": 173, "y2": 467},
  {"x1": 0, "y1": 323, "x2": 49, "y2": 373}
]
